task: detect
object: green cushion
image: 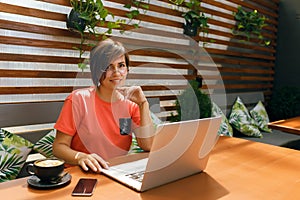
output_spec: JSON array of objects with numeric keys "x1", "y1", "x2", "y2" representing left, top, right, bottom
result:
[
  {"x1": 228, "y1": 97, "x2": 262, "y2": 138},
  {"x1": 33, "y1": 129, "x2": 56, "y2": 158},
  {"x1": 250, "y1": 101, "x2": 272, "y2": 133},
  {"x1": 0, "y1": 129, "x2": 33, "y2": 182},
  {"x1": 211, "y1": 102, "x2": 233, "y2": 137}
]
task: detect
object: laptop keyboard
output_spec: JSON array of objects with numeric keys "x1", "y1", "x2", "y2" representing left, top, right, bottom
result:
[{"x1": 125, "y1": 171, "x2": 145, "y2": 182}]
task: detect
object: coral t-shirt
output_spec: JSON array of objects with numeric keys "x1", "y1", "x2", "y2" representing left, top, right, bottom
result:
[{"x1": 54, "y1": 87, "x2": 140, "y2": 160}]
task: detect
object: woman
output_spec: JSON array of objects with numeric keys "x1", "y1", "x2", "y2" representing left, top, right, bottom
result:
[{"x1": 53, "y1": 39, "x2": 155, "y2": 173}]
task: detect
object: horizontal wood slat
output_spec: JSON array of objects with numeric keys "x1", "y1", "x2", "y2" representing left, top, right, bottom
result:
[
  {"x1": 203, "y1": 83, "x2": 273, "y2": 90},
  {"x1": 127, "y1": 74, "x2": 198, "y2": 80},
  {"x1": 0, "y1": 35, "x2": 79, "y2": 50},
  {"x1": 0, "y1": 87, "x2": 76, "y2": 94},
  {"x1": 0, "y1": 0, "x2": 280, "y2": 119},
  {"x1": 0, "y1": 85, "x2": 188, "y2": 94},
  {"x1": 38, "y1": 0, "x2": 69, "y2": 6},
  {"x1": 0, "y1": 19, "x2": 75, "y2": 38},
  {"x1": 0, "y1": 2, "x2": 66, "y2": 21},
  {"x1": 0, "y1": 83, "x2": 274, "y2": 95},
  {"x1": 0, "y1": 69, "x2": 90, "y2": 79},
  {"x1": 207, "y1": 49, "x2": 275, "y2": 61},
  {"x1": 0, "y1": 53, "x2": 82, "y2": 64}
]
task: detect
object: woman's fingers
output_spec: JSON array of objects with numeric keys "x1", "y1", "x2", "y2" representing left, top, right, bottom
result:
[
  {"x1": 77, "y1": 153, "x2": 109, "y2": 173},
  {"x1": 116, "y1": 86, "x2": 146, "y2": 104},
  {"x1": 91, "y1": 153, "x2": 109, "y2": 169},
  {"x1": 116, "y1": 86, "x2": 131, "y2": 99}
]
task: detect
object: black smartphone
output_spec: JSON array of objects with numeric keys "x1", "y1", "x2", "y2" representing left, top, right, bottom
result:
[{"x1": 71, "y1": 178, "x2": 98, "y2": 196}]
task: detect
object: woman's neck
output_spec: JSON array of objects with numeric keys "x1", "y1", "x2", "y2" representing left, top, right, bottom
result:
[{"x1": 96, "y1": 86, "x2": 122, "y2": 102}]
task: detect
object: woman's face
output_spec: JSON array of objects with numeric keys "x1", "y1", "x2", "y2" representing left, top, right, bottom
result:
[{"x1": 100, "y1": 55, "x2": 128, "y2": 90}]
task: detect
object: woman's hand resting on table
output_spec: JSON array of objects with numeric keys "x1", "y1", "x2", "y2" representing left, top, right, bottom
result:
[{"x1": 75, "y1": 152, "x2": 109, "y2": 173}]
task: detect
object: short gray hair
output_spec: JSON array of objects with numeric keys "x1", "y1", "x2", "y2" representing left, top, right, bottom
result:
[{"x1": 90, "y1": 39, "x2": 129, "y2": 86}]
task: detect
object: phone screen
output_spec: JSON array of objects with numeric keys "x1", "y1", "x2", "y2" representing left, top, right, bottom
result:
[{"x1": 72, "y1": 178, "x2": 98, "y2": 196}]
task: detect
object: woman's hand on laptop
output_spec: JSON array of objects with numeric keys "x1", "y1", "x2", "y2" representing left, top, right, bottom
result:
[{"x1": 75, "y1": 152, "x2": 109, "y2": 173}]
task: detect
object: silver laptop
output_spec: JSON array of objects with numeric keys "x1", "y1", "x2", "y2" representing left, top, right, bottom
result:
[{"x1": 101, "y1": 116, "x2": 222, "y2": 192}]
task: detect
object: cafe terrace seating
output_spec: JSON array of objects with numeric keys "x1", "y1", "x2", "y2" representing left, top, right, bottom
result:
[{"x1": 0, "y1": 0, "x2": 299, "y2": 188}]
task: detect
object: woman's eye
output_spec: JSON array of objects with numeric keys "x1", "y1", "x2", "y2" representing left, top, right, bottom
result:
[{"x1": 119, "y1": 63, "x2": 126, "y2": 68}]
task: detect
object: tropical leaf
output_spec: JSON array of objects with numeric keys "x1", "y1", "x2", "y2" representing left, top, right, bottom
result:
[
  {"x1": 211, "y1": 102, "x2": 233, "y2": 137},
  {"x1": 250, "y1": 101, "x2": 272, "y2": 133},
  {"x1": 34, "y1": 135, "x2": 55, "y2": 158},
  {"x1": 229, "y1": 97, "x2": 262, "y2": 137},
  {"x1": 0, "y1": 154, "x2": 25, "y2": 182},
  {"x1": 0, "y1": 130, "x2": 5, "y2": 143},
  {"x1": 1, "y1": 129, "x2": 33, "y2": 148},
  {"x1": 0, "y1": 129, "x2": 34, "y2": 182},
  {"x1": 129, "y1": 136, "x2": 144, "y2": 153}
]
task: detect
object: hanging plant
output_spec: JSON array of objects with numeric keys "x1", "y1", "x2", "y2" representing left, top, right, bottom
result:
[
  {"x1": 123, "y1": 0, "x2": 150, "y2": 29},
  {"x1": 67, "y1": 0, "x2": 125, "y2": 70},
  {"x1": 67, "y1": 0, "x2": 151, "y2": 70},
  {"x1": 169, "y1": 0, "x2": 209, "y2": 37},
  {"x1": 232, "y1": 6, "x2": 270, "y2": 46}
]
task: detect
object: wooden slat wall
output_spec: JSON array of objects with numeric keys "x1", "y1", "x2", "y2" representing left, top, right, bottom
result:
[{"x1": 0, "y1": 0, "x2": 279, "y2": 120}]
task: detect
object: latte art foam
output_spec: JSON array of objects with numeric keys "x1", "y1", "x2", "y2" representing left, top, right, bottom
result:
[{"x1": 35, "y1": 159, "x2": 64, "y2": 167}]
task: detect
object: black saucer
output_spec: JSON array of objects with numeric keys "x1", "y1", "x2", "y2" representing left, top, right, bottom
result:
[{"x1": 27, "y1": 173, "x2": 72, "y2": 189}]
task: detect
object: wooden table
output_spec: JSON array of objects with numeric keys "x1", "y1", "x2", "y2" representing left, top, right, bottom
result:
[
  {"x1": 268, "y1": 116, "x2": 300, "y2": 135},
  {"x1": 1, "y1": 137, "x2": 300, "y2": 200}
]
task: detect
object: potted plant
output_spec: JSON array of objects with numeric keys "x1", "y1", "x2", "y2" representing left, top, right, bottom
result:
[
  {"x1": 67, "y1": 0, "x2": 123, "y2": 70},
  {"x1": 67, "y1": 0, "x2": 151, "y2": 70},
  {"x1": 232, "y1": 6, "x2": 270, "y2": 46},
  {"x1": 169, "y1": 79, "x2": 212, "y2": 122},
  {"x1": 169, "y1": 0, "x2": 209, "y2": 37}
]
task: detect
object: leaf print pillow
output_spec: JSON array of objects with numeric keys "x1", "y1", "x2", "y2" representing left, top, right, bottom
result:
[
  {"x1": 228, "y1": 97, "x2": 262, "y2": 138},
  {"x1": 211, "y1": 102, "x2": 233, "y2": 137},
  {"x1": 0, "y1": 129, "x2": 33, "y2": 182},
  {"x1": 250, "y1": 101, "x2": 272, "y2": 133},
  {"x1": 33, "y1": 129, "x2": 56, "y2": 158}
]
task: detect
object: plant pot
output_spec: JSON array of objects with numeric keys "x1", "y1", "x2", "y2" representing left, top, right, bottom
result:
[
  {"x1": 66, "y1": 9, "x2": 86, "y2": 33},
  {"x1": 183, "y1": 21, "x2": 198, "y2": 37}
]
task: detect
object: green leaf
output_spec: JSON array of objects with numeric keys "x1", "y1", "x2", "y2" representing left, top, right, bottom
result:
[
  {"x1": 168, "y1": 0, "x2": 185, "y2": 5},
  {"x1": 124, "y1": 4, "x2": 131, "y2": 9},
  {"x1": 140, "y1": 4, "x2": 149, "y2": 10},
  {"x1": 264, "y1": 40, "x2": 271, "y2": 46},
  {"x1": 126, "y1": 13, "x2": 133, "y2": 19},
  {"x1": 107, "y1": 22, "x2": 121, "y2": 29},
  {"x1": 0, "y1": 154, "x2": 25, "y2": 182},
  {"x1": 99, "y1": 8, "x2": 108, "y2": 18},
  {"x1": 78, "y1": 63, "x2": 88, "y2": 71},
  {"x1": 130, "y1": 10, "x2": 140, "y2": 17}
]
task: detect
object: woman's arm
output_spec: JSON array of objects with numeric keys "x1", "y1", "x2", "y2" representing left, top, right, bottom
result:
[
  {"x1": 52, "y1": 131, "x2": 109, "y2": 172},
  {"x1": 117, "y1": 86, "x2": 156, "y2": 151},
  {"x1": 133, "y1": 101, "x2": 155, "y2": 151}
]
